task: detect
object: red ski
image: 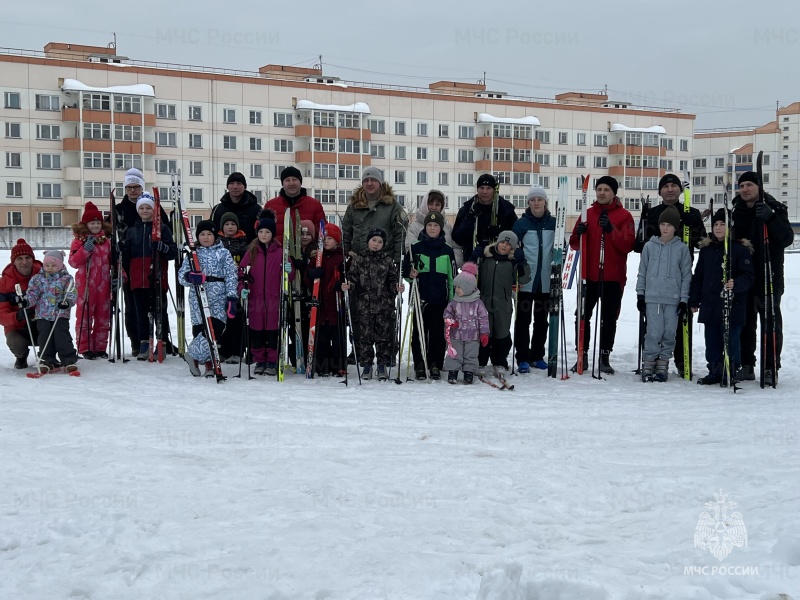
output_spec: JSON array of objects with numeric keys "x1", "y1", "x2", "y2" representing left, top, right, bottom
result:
[{"x1": 305, "y1": 221, "x2": 326, "y2": 378}]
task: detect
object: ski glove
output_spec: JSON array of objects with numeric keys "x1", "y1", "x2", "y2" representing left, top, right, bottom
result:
[
  {"x1": 16, "y1": 307, "x2": 34, "y2": 322},
  {"x1": 152, "y1": 240, "x2": 170, "y2": 254},
  {"x1": 284, "y1": 261, "x2": 293, "y2": 273},
  {"x1": 185, "y1": 271, "x2": 206, "y2": 285},
  {"x1": 83, "y1": 236, "x2": 95, "y2": 252},
  {"x1": 17, "y1": 297, "x2": 28, "y2": 309},
  {"x1": 598, "y1": 211, "x2": 613, "y2": 233},
  {"x1": 240, "y1": 288, "x2": 250, "y2": 300},
  {"x1": 575, "y1": 222, "x2": 588, "y2": 235},
  {"x1": 307, "y1": 267, "x2": 324, "y2": 281},
  {"x1": 480, "y1": 334, "x2": 489, "y2": 347},
  {"x1": 637, "y1": 295, "x2": 646, "y2": 313},
  {"x1": 226, "y1": 297, "x2": 238, "y2": 319},
  {"x1": 57, "y1": 300, "x2": 70, "y2": 310},
  {"x1": 677, "y1": 302, "x2": 687, "y2": 318},
  {"x1": 756, "y1": 201, "x2": 774, "y2": 221},
  {"x1": 292, "y1": 257, "x2": 305, "y2": 270}
]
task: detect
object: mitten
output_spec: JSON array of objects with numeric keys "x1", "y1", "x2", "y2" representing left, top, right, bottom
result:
[
  {"x1": 575, "y1": 222, "x2": 588, "y2": 235},
  {"x1": 307, "y1": 267, "x2": 324, "y2": 281},
  {"x1": 637, "y1": 295, "x2": 646, "y2": 313},
  {"x1": 83, "y1": 236, "x2": 95, "y2": 252},
  {"x1": 185, "y1": 271, "x2": 206, "y2": 285},
  {"x1": 57, "y1": 300, "x2": 70, "y2": 310},
  {"x1": 284, "y1": 260, "x2": 293, "y2": 273},
  {"x1": 17, "y1": 297, "x2": 28, "y2": 309},
  {"x1": 240, "y1": 288, "x2": 250, "y2": 300},
  {"x1": 226, "y1": 298, "x2": 238, "y2": 319},
  {"x1": 677, "y1": 302, "x2": 687, "y2": 318},
  {"x1": 756, "y1": 201, "x2": 774, "y2": 221},
  {"x1": 480, "y1": 333, "x2": 489, "y2": 347},
  {"x1": 152, "y1": 240, "x2": 169, "y2": 254}
]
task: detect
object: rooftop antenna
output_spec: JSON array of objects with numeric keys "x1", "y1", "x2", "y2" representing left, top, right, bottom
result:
[
  {"x1": 109, "y1": 32, "x2": 117, "y2": 49},
  {"x1": 478, "y1": 71, "x2": 486, "y2": 86},
  {"x1": 313, "y1": 54, "x2": 322, "y2": 71}
]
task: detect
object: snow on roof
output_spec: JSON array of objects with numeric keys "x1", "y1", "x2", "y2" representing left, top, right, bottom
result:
[
  {"x1": 296, "y1": 100, "x2": 370, "y2": 114},
  {"x1": 477, "y1": 113, "x2": 540, "y2": 126},
  {"x1": 610, "y1": 123, "x2": 667, "y2": 134},
  {"x1": 61, "y1": 78, "x2": 155, "y2": 97}
]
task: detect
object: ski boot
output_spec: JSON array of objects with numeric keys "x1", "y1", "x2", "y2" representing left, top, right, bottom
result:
[
  {"x1": 736, "y1": 365, "x2": 755, "y2": 381},
  {"x1": 641, "y1": 360, "x2": 655, "y2": 382},
  {"x1": 265, "y1": 362, "x2": 277, "y2": 376},
  {"x1": 763, "y1": 369, "x2": 777, "y2": 387},
  {"x1": 137, "y1": 340, "x2": 149, "y2": 361},
  {"x1": 599, "y1": 351, "x2": 615, "y2": 375},
  {"x1": 254, "y1": 362, "x2": 267, "y2": 375},
  {"x1": 697, "y1": 373, "x2": 722, "y2": 385},
  {"x1": 570, "y1": 353, "x2": 589, "y2": 373},
  {"x1": 532, "y1": 359, "x2": 548, "y2": 370},
  {"x1": 362, "y1": 365, "x2": 373, "y2": 380},
  {"x1": 185, "y1": 355, "x2": 202, "y2": 377},
  {"x1": 463, "y1": 371, "x2": 474, "y2": 385},
  {"x1": 377, "y1": 364, "x2": 388, "y2": 381},
  {"x1": 447, "y1": 370, "x2": 458, "y2": 384},
  {"x1": 517, "y1": 361, "x2": 531, "y2": 374},
  {"x1": 654, "y1": 358, "x2": 669, "y2": 382}
]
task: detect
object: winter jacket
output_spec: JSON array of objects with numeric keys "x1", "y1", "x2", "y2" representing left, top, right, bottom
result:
[
  {"x1": 635, "y1": 235, "x2": 692, "y2": 306},
  {"x1": 69, "y1": 222, "x2": 113, "y2": 310},
  {"x1": 111, "y1": 195, "x2": 172, "y2": 238},
  {"x1": 478, "y1": 243, "x2": 531, "y2": 338},
  {"x1": 403, "y1": 232, "x2": 456, "y2": 306},
  {"x1": 406, "y1": 194, "x2": 463, "y2": 267},
  {"x1": 512, "y1": 208, "x2": 556, "y2": 294},
  {"x1": 346, "y1": 249, "x2": 399, "y2": 315},
  {"x1": 220, "y1": 231, "x2": 249, "y2": 266},
  {"x1": 731, "y1": 192, "x2": 794, "y2": 294},
  {"x1": 305, "y1": 247, "x2": 343, "y2": 325},
  {"x1": 178, "y1": 239, "x2": 238, "y2": 326},
  {"x1": 210, "y1": 190, "x2": 262, "y2": 244},
  {"x1": 342, "y1": 183, "x2": 408, "y2": 263},
  {"x1": 0, "y1": 261, "x2": 42, "y2": 334},
  {"x1": 689, "y1": 237, "x2": 754, "y2": 325},
  {"x1": 26, "y1": 268, "x2": 77, "y2": 322},
  {"x1": 452, "y1": 194, "x2": 518, "y2": 261},
  {"x1": 569, "y1": 198, "x2": 635, "y2": 286},
  {"x1": 265, "y1": 189, "x2": 327, "y2": 246},
  {"x1": 634, "y1": 202, "x2": 706, "y2": 256},
  {"x1": 444, "y1": 291, "x2": 490, "y2": 342},
  {"x1": 238, "y1": 240, "x2": 294, "y2": 331},
  {"x1": 121, "y1": 220, "x2": 179, "y2": 290}
]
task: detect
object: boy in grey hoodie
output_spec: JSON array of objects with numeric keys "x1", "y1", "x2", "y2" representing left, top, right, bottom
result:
[{"x1": 635, "y1": 206, "x2": 692, "y2": 382}]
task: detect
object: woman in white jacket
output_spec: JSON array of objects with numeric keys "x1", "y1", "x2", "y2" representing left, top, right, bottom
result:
[{"x1": 405, "y1": 190, "x2": 463, "y2": 267}]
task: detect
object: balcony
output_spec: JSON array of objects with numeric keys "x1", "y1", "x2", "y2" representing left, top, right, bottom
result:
[
  {"x1": 62, "y1": 138, "x2": 156, "y2": 154},
  {"x1": 609, "y1": 166, "x2": 662, "y2": 178},
  {"x1": 62, "y1": 108, "x2": 155, "y2": 127},
  {"x1": 294, "y1": 124, "x2": 371, "y2": 141},
  {"x1": 608, "y1": 144, "x2": 665, "y2": 157},
  {"x1": 295, "y1": 151, "x2": 372, "y2": 167},
  {"x1": 475, "y1": 160, "x2": 539, "y2": 173},
  {"x1": 475, "y1": 136, "x2": 540, "y2": 150}
]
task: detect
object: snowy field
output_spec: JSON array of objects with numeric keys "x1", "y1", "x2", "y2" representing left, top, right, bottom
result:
[{"x1": 1, "y1": 248, "x2": 799, "y2": 600}]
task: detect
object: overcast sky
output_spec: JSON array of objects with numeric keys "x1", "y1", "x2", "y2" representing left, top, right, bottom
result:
[{"x1": 7, "y1": 0, "x2": 800, "y2": 130}]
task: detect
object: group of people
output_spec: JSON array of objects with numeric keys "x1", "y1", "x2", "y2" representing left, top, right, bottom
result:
[{"x1": 0, "y1": 166, "x2": 792, "y2": 387}]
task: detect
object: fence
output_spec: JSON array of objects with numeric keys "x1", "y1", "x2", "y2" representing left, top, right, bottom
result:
[{"x1": 0, "y1": 228, "x2": 73, "y2": 250}]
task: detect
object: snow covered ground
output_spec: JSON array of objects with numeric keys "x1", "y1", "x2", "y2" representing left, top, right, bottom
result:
[{"x1": 1, "y1": 249, "x2": 798, "y2": 600}]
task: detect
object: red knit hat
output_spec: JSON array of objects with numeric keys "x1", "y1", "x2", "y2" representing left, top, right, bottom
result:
[
  {"x1": 324, "y1": 224, "x2": 342, "y2": 245},
  {"x1": 11, "y1": 238, "x2": 34, "y2": 261},
  {"x1": 81, "y1": 201, "x2": 103, "y2": 224},
  {"x1": 300, "y1": 219, "x2": 316, "y2": 239}
]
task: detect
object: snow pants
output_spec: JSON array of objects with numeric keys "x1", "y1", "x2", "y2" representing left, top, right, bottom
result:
[
  {"x1": 444, "y1": 339, "x2": 480, "y2": 373},
  {"x1": 37, "y1": 317, "x2": 78, "y2": 367},
  {"x1": 75, "y1": 284, "x2": 111, "y2": 355},
  {"x1": 642, "y1": 302, "x2": 680, "y2": 362}
]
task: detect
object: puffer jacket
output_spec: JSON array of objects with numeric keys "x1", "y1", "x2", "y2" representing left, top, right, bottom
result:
[
  {"x1": 342, "y1": 183, "x2": 408, "y2": 263},
  {"x1": 451, "y1": 194, "x2": 518, "y2": 261},
  {"x1": 0, "y1": 261, "x2": 43, "y2": 333},
  {"x1": 238, "y1": 240, "x2": 294, "y2": 330},
  {"x1": 635, "y1": 235, "x2": 692, "y2": 306},
  {"x1": 210, "y1": 190, "x2": 262, "y2": 244},
  {"x1": 512, "y1": 208, "x2": 556, "y2": 294},
  {"x1": 69, "y1": 221, "x2": 113, "y2": 307},
  {"x1": 443, "y1": 291, "x2": 490, "y2": 342},
  {"x1": 121, "y1": 219, "x2": 178, "y2": 290},
  {"x1": 405, "y1": 193, "x2": 463, "y2": 267},
  {"x1": 265, "y1": 188, "x2": 327, "y2": 245},
  {"x1": 403, "y1": 232, "x2": 456, "y2": 305},
  {"x1": 220, "y1": 231, "x2": 249, "y2": 266},
  {"x1": 569, "y1": 197, "x2": 635, "y2": 285},
  {"x1": 689, "y1": 236, "x2": 754, "y2": 325},
  {"x1": 178, "y1": 239, "x2": 238, "y2": 325},
  {"x1": 25, "y1": 268, "x2": 77, "y2": 322},
  {"x1": 478, "y1": 243, "x2": 531, "y2": 338},
  {"x1": 346, "y1": 249, "x2": 398, "y2": 313}
]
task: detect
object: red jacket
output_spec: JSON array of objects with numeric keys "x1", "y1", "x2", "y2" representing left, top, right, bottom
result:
[
  {"x1": 305, "y1": 248, "x2": 343, "y2": 325},
  {"x1": 569, "y1": 198, "x2": 635, "y2": 285},
  {"x1": 0, "y1": 261, "x2": 43, "y2": 334},
  {"x1": 265, "y1": 189, "x2": 327, "y2": 245}
]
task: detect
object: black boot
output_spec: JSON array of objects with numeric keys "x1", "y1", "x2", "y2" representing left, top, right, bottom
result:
[
  {"x1": 570, "y1": 352, "x2": 589, "y2": 373},
  {"x1": 599, "y1": 351, "x2": 615, "y2": 375},
  {"x1": 14, "y1": 351, "x2": 29, "y2": 370},
  {"x1": 447, "y1": 370, "x2": 458, "y2": 384}
]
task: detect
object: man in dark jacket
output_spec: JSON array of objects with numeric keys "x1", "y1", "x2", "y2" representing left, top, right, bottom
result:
[
  {"x1": 210, "y1": 172, "x2": 262, "y2": 243},
  {"x1": 731, "y1": 171, "x2": 794, "y2": 385},
  {"x1": 452, "y1": 174, "x2": 518, "y2": 260}
]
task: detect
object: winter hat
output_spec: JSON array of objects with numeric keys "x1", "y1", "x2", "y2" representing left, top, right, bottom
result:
[
  {"x1": 124, "y1": 167, "x2": 145, "y2": 189},
  {"x1": 738, "y1": 171, "x2": 759, "y2": 187},
  {"x1": 300, "y1": 219, "x2": 316, "y2": 239},
  {"x1": 526, "y1": 185, "x2": 548, "y2": 202},
  {"x1": 195, "y1": 219, "x2": 218, "y2": 240},
  {"x1": 595, "y1": 175, "x2": 619, "y2": 195},
  {"x1": 496, "y1": 230, "x2": 519, "y2": 248},
  {"x1": 324, "y1": 223, "x2": 342, "y2": 245},
  {"x1": 226, "y1": 171, "x2": 247, "y2": 188},
  {"x1": 81, "y1": 201, "x2": 103, "y2": 224},
  {"x1": 256, "y1": 217, "x2": 276, "y2": 238},
  {"x1": 136, "y1": 192, "x2": 155, "y2": 211},
  {"x1": 220, "y1": 212, "x2": 239, "y2": 230},
  {"x1": 43, "y1": 250, "x2": 65, "y2": 270},
  {"x1": 280, "y1": 166, "x2": 303, "y2": 184},
  {"x1": 367, "y1": 227, "x2": 387, "y2": 243},
  {"x1": 423, "y1": 211, "x2": 445, "y2": 229},
  {"x1": 476, "y1": 173, "x2": 497, "y2": 189},
  {"x1": 11, "y1": 238, "x2": 34, "y2": 261},
  {"x1": 361, "y1": 166, "x2": 384, "y2": 184},
  {"x1": 453, "y1": 262, "x2": 479, "y2": 295},
  {"x1": 658, "y1": 173, "x2": 683, "y2": 193},
  {"x1": 659, "y1": 206, "x2": 681, "y2": 230},
  {"x1": 712, "y1": 208, "x2": 727, "y2": 225}
]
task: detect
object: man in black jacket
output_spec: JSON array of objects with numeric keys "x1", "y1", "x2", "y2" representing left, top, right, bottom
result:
[
  {"x1": 452, "y1": 174, "x2": 518, "y2": 260},
  {"x1": 731, "y1": 171, "x2": 795, "y2": 386},
  {"x1": 210, "y1": 172, "x2": 262, "y2": 243}
]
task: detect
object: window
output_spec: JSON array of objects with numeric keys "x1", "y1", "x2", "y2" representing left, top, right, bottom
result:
[
  {"x1": 36, "y1": 154, "x2": 61, "y2": 169},
  {"x1": 223, "y1": 136, "x2": 237, "y2": 150},
  {"x1": 491, "y1": 148, "x2": 510, "y2": 162},
  {"x1": 395, "y1": 121, "x2": 406, "y2": 135},
  {"x1": 368, "y1": 119, "x2": 385, "y2": 134},
  {"x1": 395, "y1": 195, "x2": 406, "y2": 207},
  {"x1": 458, "y1": 173, "x2": 474, "y2": 186},
  {"x1": 114, "y1": 124, "x2": 142, "y2": 141},
  {"x1": 84, "y1": 181, "x2": 112, "y2": 197},
  {"x1": 643, "y1": 155, "x2": 659, "y2": 169},
  {"x1": 223, "y1": 108, "x2": 236, "y2": 124},
  {"x1": 513, "y1": 172, "x2": 531, "y2": 186},
  {"x1": 157, "y1": 131, "x2": 177, "y2": 147},
  {"x1": 315, "y1": 190, "x2": 336, "y2": 204},
  {"x1": 458, "y1": 125, "x2": 474, "y2": 139},
  {"x1": 84, "y1": 152, "x2": 111, "y2": 169},
  {"x1": 189, "y1": 161, "x2": 203, "y2": 176},
  {"x1": 558, "y1": 132, "x2": 568, "y2": 145},
  {"x1": 83, "y1": 93, "x2": 110, "y2": 111},
  {"x1": 273, "y1": 165, "x2": 288, "y2": 179},
  {"x1": 395, "y1": 170, "x2": 406, "y2": 184},
  {"x1": 624, "y1": 177, "x2": 640, "y2": 190},
  {"x1": 395, "y1": 146, "x2": 407, "y2": 160},
  {"x1": 643, "y1": 133, "x2": 659, "y2": 147},
  {"x1": 535, "y1": 153, "x2": 551, "y2": 166},
  {"x1": 494, "y1": 172, "x2": 510, "y2": 184},
  {"x1": 249, "y1": 110, "x2": 262, "y2": 125},
  {"x1": 339, "y1": 165, "x2": 360, "y2": 179},
  {"x1": 735, "y1": 154, "x2": 753, "y2": 164},
  {"x1": 274, "y1": 112, "x2": 293, "y2": 127},
  {"x1": 679, "y1": 160, "x2": 688, "y2": 171},
  {"x1": 715, "y1": 158, "x2": 725, "y2": 168},
  {"x1": 714, "y1": 175, "x2": 724, "y2": 185},
  {"x1": 188, "y1": 106, "x2": 202, "y2": 121},
  {"x1": 763, "y1": 154, "x2": 770, "y2": 165},
  {"x1": 370, "y1": 144, "x2": 385, "y2": 159},
  {"x1": 5, "y1": 122, "x2": 21, "y2": 138},
  {"x1": 35, "y1": 94, "x2": 60, "y2": 111},
  {"x1": 83, "y1": 123, "x2": 110, "y2": 140},
  {"x1": 189, "y1": 188, "x2": 203, "y2": 203},
  {"x1": 113, "y1": 95, "x2": 141, "y2": 113},
  {"x1": 4, "y1": 92, "x2": 21, "y2": 109},
  {"x1": 514, "y1": 125, "x2": 532, "y2": 140},
  {"x1": 309, "y1": 111, "x2": 333, "y2": 127},
  {"x1": 314, "y1": 163, "x2": 336, "y2": 178},
  {"x1": 223, "y1": 163, "x2": 236, "y2": 177},
  {"x1": 340, "y1": 139, "x2": 361, "y2": 154},
  {"x1": 5, "y1": 152, "x2": 21, "y2": 168},
  {"x1": 338, "y1": 190, "x2": 350, "y2": 204},
  {"x1": 313, "y1": 137, "x2": 335, "y2": 152},
  {"x1": 535, "y1": 130, "x2": 550, "y2": 143},
  {"x1": 576, "y1": 156, "x2": 586, "y2": 168},
  {"x1": 693, "y1": 158, "x2": 707, "y2": 169},
  {"x1": 493, "y1": 124, "x2": 512, "y2": 138},
  {"x1": 679, "y1": 139, "x2": 689, "y2": 152},
  {"x1": 7, "y1": 211, "x2": 22, "y2": 226},
  {"x1": 338, "y1": 113, "x2": 360, "y2": 129},
  {"x1": 438, "y1": 172, "x2": 449, "y2": 186},
  {"x1": 417, "y1": 123, "x2": 428, "y2": 137},
  {"x1": 693, "y1": 176, "x2": 707, "y2": 186},
  {"x1": 7, "y1": 182, "x2": 22, "y2": 197},
  {"x1": 626, "y1": 155, "x2": 642, "y2": 168},
  {"x1": 156, "y1": 103, "x2": 176, "y2": 119},
  {"x1": 660, "y1": 138, "x2": 674, "y2": 150},
  {"x1": 763, "y1": 173, "x2": 770, "y2": 184},
  {"x1": 557, "y1": 154, "x2": 568, "y2": 167},
  {"x1": 576, "y1": 133, "x2": 586, "y2": 146},
  {"x1": 155, "y1": 159, "x2": 178, "y2": 174},
  {"x1": 660, "y1": 159, "x2": 673, "y2": 171},
  {"x1": 625, "y1": 132, "x2": 642, "y2": 146},
  {"x1": 458, "y1": 149, "x2": 474, "y2": 162},
  {"x1": 438, "y1": 148, "x2": 449, "y2": 162},
  {"x1": 692, "y1": 193, "x2": 706, "y2": 204},
  {"x1": 539, "y1": 176, "x2": 550, "y2": 189},
  {"x1": 37, "y1": 183, "x2": 61, "y2": 198},
  {"x1": 247, "y1": 137, "x2": 261, "y2": 151},
  {"x1": 250, "y1": 164, "x2": 263, "y2": 178},
  {"x1": 593, "y1": 134, "x2": 608, "y2": 147},
  {"x1": 594, "y1": 156, "x2": 607, "y2": 168},
  {"x1": 438, "y1": 124, "x2": 449, "y2": 138},
  {"x1": 36, "y1": 124, "x2": 61, "y2": 140},
  {"x1": 416, "y1": 147, "x2": 428, "y2": 160},
  {"x1": 416, "y1": 171, "x2": 428, "y2": 185},
  {"x1": 189, "y1": 215, "x2": 204, "y2": 228},
  {"x1": 642, "y1": 177, "x2": 658, "y2": 190},
  {"x1": 38, "y1": 212, "x2": 62, "y2": 227}
]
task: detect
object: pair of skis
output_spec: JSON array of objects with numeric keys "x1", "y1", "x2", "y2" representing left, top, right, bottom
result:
[
  {"x1": 546, "y1": 176, "x2": 569, "y2": 379},
  {"x1": 756, "y1": 150, "x2": 778, "y2": 389},
  {"x1": 149, "y1": 190, "x2": 165, "y2": 363},
  {"x1": 170, "y1": 171, "x2": 186, "y2": 358}
]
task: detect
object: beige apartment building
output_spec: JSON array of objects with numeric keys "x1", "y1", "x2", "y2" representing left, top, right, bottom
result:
[{"x1": 0, "y1": 42, "x2": 697, "y2": 232}]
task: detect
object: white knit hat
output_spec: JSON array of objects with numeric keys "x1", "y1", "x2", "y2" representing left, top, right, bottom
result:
[{"x1": 124, "y1": 167, "x2": 145, "y2": 189}]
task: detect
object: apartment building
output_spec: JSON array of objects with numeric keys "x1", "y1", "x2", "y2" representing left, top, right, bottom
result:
[{"x1": 0, "y1": 42, "x2": 696, "y2": 231}]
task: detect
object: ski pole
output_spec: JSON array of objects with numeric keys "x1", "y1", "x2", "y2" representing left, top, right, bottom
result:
[
  {"x1": 33, "y1": 280, "x2": 75, "y2": 373},
  {"x1": 15, "y1": 283, "x2": 39, "y2": 365}
]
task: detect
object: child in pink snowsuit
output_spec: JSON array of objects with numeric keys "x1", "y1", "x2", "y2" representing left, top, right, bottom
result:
[
  {"x1": 443, "y1": 262, "x2": 489, "y2": 384},
  {"x1": 68, "y1": 201, "x2": 112, "y2": 359}
]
